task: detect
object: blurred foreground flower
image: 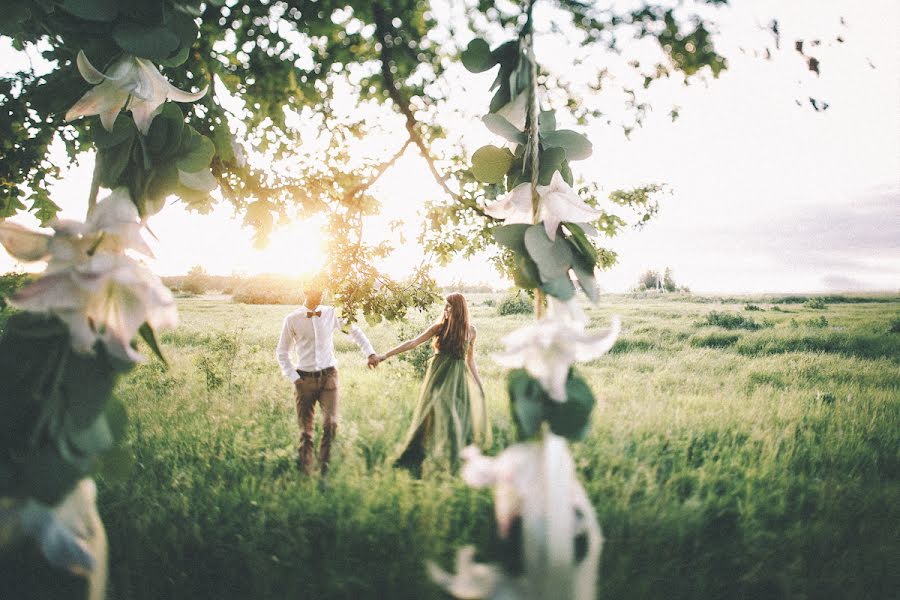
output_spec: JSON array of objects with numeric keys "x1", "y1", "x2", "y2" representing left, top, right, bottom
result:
[
  {"x1": 485, "y1": 172, "x2": 602, "y2": 240},
  {"x1": 0, "y1": 189, "x2": 177, "y2": 361},
  {"x1": 65, "y1": 51, "x2": 207, "y2": 134},
  {"x1": 493, "y1": 299, "x2": 619, "y2": 401},
  {"x1": 1, "y1": 479, "x2": 107, "y2": 600},
  {"x1": 431, "y1": 438, "x2": 602, "y2": 600}
]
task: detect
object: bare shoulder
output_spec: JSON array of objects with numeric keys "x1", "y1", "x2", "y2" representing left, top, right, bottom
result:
[{"x1": 468, "y1": 324, "x2": 477, "y2": 339}]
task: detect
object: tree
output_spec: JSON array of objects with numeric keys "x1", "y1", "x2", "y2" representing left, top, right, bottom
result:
[{"x1": 0, "y1": 0, "x2": 844, "y2": 320}]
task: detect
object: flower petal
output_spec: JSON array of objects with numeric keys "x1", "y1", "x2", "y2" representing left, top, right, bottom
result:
[
  {"x1": 485, "y1": 182, "x2": 533, "y2": 224},
  {"x1": 75, "y1": 50, "x2": 106, "y2": 85},
  {"x1": 167, "y1": 83, "x2": 208, "y2": 104},
  {"x1": 573, "y1": 316, "x2": 620, "y2": 362},
  {"x1": 64, "y1": 84, "x2": 129, "y2": 129},
  {"x1": 0, "y1": 221, "x2": 51, "y2": 261}
]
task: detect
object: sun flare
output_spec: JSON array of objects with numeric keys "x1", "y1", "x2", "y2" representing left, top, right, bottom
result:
[{"x1": 249, "y1": 216, "x2": 327, "y2": 276}]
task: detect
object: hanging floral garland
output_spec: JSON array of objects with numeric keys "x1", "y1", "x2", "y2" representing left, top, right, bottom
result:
[{"x1": 429, "y1": 4, "x2": 619, "y2": 599}]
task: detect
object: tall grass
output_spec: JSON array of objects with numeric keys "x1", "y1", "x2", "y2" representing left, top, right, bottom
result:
[{"x1": 94, "y1": 296, "x2": 899, "y2": 599}]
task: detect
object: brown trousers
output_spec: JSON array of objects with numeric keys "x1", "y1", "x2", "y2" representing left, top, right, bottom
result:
[{"x1": 294, "y1": 370, "x2": 339, "y2": 475}]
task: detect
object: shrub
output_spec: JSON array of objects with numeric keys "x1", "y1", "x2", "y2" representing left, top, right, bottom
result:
[
  {"x1": 181, "y1": 265, "x2": 210, "y2": 295},
  {"x1": 806, "y1": 316, "x2": 829, "y2": 329},
  {"x1": 393, "y1": 324, "x2": 434, "y2": 377},
  {"x1": 743, "y1": 304, "x2": 762, "y2": 311},
  {"x1": 497, "y1": 293, "x2": 533, "y2": 316},
  {"x1": 700, "y1": 311, "x2": 764, "y2": 330},
  {"x1": 482, "y1": 298, "x2": 495, "y2": 307},
  {"x1": 804, "y1": 298, "x2": 827, "y2": 310}
]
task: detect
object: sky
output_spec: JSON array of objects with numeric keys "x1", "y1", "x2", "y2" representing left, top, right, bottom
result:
[{"x1": 1, "y1": 0, "x2": 898, "y2": 293}]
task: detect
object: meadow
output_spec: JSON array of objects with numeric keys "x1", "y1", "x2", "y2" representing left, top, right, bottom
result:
[{"x1": 93, "y1": 293, "x2": 898, "y2": 600}]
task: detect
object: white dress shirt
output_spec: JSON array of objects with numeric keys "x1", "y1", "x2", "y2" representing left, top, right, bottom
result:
[{"x1": 275, "y1": 305, "x2": 375, "y2": 382}]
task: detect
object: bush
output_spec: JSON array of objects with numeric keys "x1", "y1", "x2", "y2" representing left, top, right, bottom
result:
[
  {"x1": 700, "y1": 311, "x2": 764, "y2": 330},
  {"x1": 743, "y1": 304, "x2": 762, "y2": 311},
  {"x1": 393, "y1": 324, "x2": 434, "y2": 377},
  {"x1": 181, "y1": 265, "x2": 210, "y2": 295},
  {"x1": 804, "y1": 298, "x2": 827, "y2": 310},
  {"x1": 497, "y1": 293, "x2": 533, "y2": 316}
]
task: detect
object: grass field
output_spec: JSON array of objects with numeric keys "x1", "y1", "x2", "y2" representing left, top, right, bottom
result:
[{"x1": 94, "y1": 293, "x2": 898, "y2": 600}]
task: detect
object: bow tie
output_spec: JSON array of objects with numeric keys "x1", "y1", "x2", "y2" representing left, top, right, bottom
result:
[{"x1": 307, "y1": 310, "x2": 322, "y2": 318}]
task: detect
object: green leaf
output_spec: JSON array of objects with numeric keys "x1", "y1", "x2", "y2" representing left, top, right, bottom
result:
[
  {"x1": 565, "y1": 223, "x2": 599, "y2": 265},
  {"x1": 178, "y1": 168, "x2": 218, "y2": 192},
  {"x1": 540, "y1": 275, "x2": 576, "y2": 300},
  {"x1": 112, "y1": 22, "x2": 180, "y2": 62},
  {"x1": 29, "y1": 189, "x2": 61, "y2": 226},
  {"x1": 471, "y1": 145, "x2": 514, "y2": 184},
  {"x1": 177, "y1": 127, "x2": 216, "y2": 172},
  {"x1": 483, "y1": 113, "x2": 525, "y2": 144},
  {"x1": 461, "y1": 38, "x2": 494, "y2": 73},
  {"x1": 541, "y1": 129, "x2": 593, "y2": 160},
  {"x1": 512, "y1": 254, "x2": 541, "y2": 289},
  {"x1": 538, "y1": 146, "x2": 566, "y2": 186},
  {"x1": 59, "y1": 0, "x2": 119, "y2": 22},
  {"x1": 146, "y1": 103, "x2": 184, "y2": 158},
  {"x1": 98, "y1": 136, "x2": 134, "y2": 187},
  {"x1": 93, "y1": 116, "x2": 136, "y2": 149},
  {"x1": 524, "y1": 224, "x2": 573, "y2": 281},
  {"x1": 571, "y1": 258, "x2": 598, "y2": 303},
  {"x1": 158, "y1": 9, "x2": 198, "y2": 67},
  {"x1": 548, "y1": 371, "x2": 595, "y2": 441},
  {"x1": 539, "y1": 110, "x2": 556, "y2": 133},
  {"x1": 138, "y1": 322, "x2": 167, "y2": 364},
  {"x1": 492, "y1": 224, "x2": 529, "y2": 254},
  {"x1": 508, "y1": 369, "x2": 546, "y2": 439}
]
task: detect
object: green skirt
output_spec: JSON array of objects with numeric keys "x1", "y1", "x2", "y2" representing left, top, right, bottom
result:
[{"x1": 394, "y1": 352, "x2": 490, "y2": 473}]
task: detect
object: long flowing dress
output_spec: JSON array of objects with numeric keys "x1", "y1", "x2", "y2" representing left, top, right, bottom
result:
[{"x1": 394, "y1": 341, "x2": 490, "y2": 474}]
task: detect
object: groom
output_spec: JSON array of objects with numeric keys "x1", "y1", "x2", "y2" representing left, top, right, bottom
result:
[{"x1": 275, "y1": 285, "x2": 379, "y2": 475}]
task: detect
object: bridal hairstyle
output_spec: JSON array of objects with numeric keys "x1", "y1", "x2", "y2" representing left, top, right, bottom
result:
[{"x1": 433, "y1": 293, "x2": 469, "y2": 357}]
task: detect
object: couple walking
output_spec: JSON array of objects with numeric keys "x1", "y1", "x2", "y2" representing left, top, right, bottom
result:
[{"x1": 275, "y1": 286, "x2": 490, "y2": 476}]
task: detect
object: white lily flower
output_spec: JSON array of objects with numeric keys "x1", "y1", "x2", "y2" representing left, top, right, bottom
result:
[
  {"x1": 66, "y1": 51, "x2": 207, "y2": 134},
  {"x1": 0, "y1": 190, "x2": 176, "y2": 361},
  {"x1": 493, "y1": 299, "x2": 619, "y2": 402},
  {"x1": 4, "y1": 479, "x2": 108, "y2": 600},
  {"x1": 9, "y1": 252, "x2": 177, "y2": 362},
  {"x1": 484, "y1": 172, "x2": 602, "y2": 240},
  {"x1": 447, "y1": 438, "x2": 602, "y2": 600}
]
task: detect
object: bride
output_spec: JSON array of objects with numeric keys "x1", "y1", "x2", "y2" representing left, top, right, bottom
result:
[{"x1": 377, "y1": 293, "x2": 491, "y2": 473}]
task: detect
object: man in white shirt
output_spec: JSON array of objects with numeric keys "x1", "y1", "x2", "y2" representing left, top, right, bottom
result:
[{"x1": 275, "y1": 287, "x2": 379, "y2": 475}]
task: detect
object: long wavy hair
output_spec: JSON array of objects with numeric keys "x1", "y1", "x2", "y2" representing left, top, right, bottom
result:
[{"x1": 433, "y1": 293, "x2": 469, "y2": 357}]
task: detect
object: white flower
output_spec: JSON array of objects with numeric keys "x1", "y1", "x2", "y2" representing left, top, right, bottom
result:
[
  {"x1": 66, "y1": 51, "x2": 207, "y2": 134},
  {"x1": 493, "y1": 299, "x2": 619, "y2": 402},
  {"x1": 8, "y1": 479, "x2": 108, "y2": 600},
  {"x1": 447, "y1": 437, "x2": 602, "y2": 600},
  {"x1": 0, "y1": 189, "x2": 176, "y2": 361},
  {"x1": 485, "y1": 172, "x2": 602, "y2": 240}
]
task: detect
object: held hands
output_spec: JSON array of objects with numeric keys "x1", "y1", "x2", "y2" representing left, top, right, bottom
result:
[{"x1": 367, "y1": 354, "x2": 381, "y2": 369}]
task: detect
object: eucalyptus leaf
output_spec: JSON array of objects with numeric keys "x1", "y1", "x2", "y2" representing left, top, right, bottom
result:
[
  {"x1": 524, "y1": 224, "x2": 573, "y2": 281},
  {"x1": 93, "y1": 117, "x2": 136, "y2": 149},
  {"x1": 540, "y1": 275, "x2": 576, "y2": 300},
  {"x1": 177, "y1": 127, "x2": 216, "y2": 172},
  {"x1": 112, "y1": 22, "x2": 180, "y2": 62},
  {"x1": 178, "y1": 168, "x2": 218, "y2": 193},
  {"x1": 492, "y1": 224, "x2": 529, "y2": 254},
  {"x1": 59, "y1": 0, "x2": 118, "y2": 22},
  {"x1": 461, "y1": 38, "x2": 494, "y2": 73},
  {"x1": 539, "y1": 110, "x2": 556, "y2": 133},
  {"x1": 98, "y1": 136, "x2": 134, "y2": 187},
  {"x1": 138, "y1": 322, "x2": 167, "y2": 365},
  {"x1": 541, "y1": 129, "x2": 593, "y2": 160},
  {"x1": 547, "y1": 371, "x2": 595, "y2": 440},
  {"x1": 513, "y1": 254, "x2": 541, "y2": 289},
  {"x1": 482, "y1": 113, "x2": 525, "y2": 144},
  {"x1": 471, "y1": 145, "x2": 514, "y2": 184},
  {"x1": 538, "y1": 146, "x2": 567, "y2": 186},
  {"x1": 146, "y1": 103, "x2": 184, "y2": 158},
  {"x1": 508, "y1": 369, "x2": 546, "y2": 439},
  {"x1": 571, "y1": 258, "x2": 599, "y2": 303}
]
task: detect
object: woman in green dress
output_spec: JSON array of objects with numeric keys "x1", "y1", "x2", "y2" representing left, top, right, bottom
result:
[{"x1": 377, "y1": 293, "x2": 491, "y2": 473}]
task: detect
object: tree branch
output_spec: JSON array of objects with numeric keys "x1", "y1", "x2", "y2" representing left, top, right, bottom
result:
[{"x1": 373, "y1": 3, "x2": 495, "y2": 221}]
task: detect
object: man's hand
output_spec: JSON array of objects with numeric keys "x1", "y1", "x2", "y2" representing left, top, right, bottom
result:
[{"x1": 367, "y1": 354, "x2": 380, "y2": 369}]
